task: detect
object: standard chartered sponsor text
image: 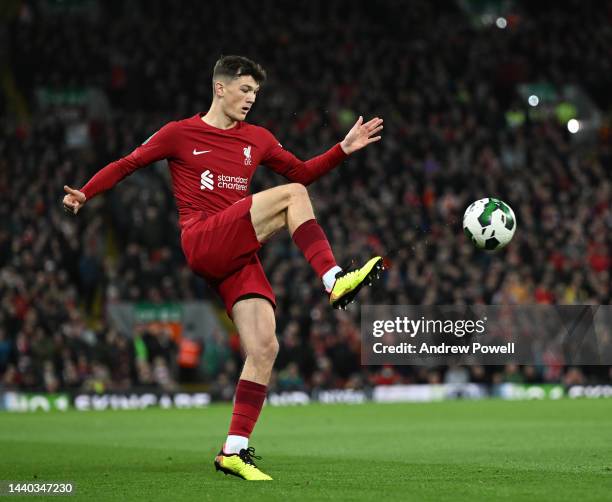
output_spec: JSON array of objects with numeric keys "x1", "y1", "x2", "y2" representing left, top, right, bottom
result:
[{"x1": 218, "y1": 174, "x2": 248, "y2": 191}]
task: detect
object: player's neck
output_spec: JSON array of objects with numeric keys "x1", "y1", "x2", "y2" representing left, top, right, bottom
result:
[{"x1": 201, "y1": 107, "x2": 238, "y2": 130}]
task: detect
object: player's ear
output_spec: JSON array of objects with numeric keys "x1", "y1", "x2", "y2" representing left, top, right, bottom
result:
[{"x1": 214, "y1": 80, "x2": 225, "y2": 98}]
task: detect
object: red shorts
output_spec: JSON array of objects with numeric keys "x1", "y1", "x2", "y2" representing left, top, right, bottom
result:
[{"x1": 180, "y1": 196, "x2": 276, "y2": 317}]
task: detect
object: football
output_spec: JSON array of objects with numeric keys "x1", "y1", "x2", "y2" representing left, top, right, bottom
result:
[{"x1": 463, "y1": 198, "x2": 517, "y2": 251}]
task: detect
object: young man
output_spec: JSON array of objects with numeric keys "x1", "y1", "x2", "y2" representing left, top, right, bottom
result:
[{"x1": 62, "y1": 55, "x2": 383, "y2": 480}]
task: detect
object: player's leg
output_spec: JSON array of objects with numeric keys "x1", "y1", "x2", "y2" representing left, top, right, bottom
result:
[
  {"x1": 249, "y1": 183, "x2": 314, "y2": 240},
  {"x1": 250, "y1": 183, "x2": 341, "y2": 290},
  {"x1": 250, "y1": 183, "x2": 384, "y2": 309},
  {"x1": 214, "y1": 297, "x2": 276, "y2": 481},
  {"x1": 232, "y1": 297, "x2": 278, "y2": 385}
]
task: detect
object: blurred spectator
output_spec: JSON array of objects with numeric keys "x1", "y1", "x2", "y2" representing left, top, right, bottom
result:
[
  {"x1": 444, "y1": 365, "x2": 470, "y2": 385},
  {"x1": 502, "y1": 364, "x2": 525, "y2": 384},
  {"x1": 278, "y1": 362, "x2": 306, "y2": 392},
  {"x1": 563, "y1": 367, "x2": 586, "y2": 386},
  {"x1": 202, "y1": 330, "x2": 231, "y2": 378},
  {"x1": 371, "y1": 366, "x2": 401, "y2": 386},
  {"x1": 0, "y1": 329, "x2": 10, "y2": 373},
  {"x1": 82, "y1": 361, "x2": 111, "y2": 393},
  {"x1": 152, "y1": 356, "x2": 177, "y2": 392},
  {"x1": 177, "y1": 336, "x2": 202, "y2": 382},
  {"x1": 209, "y1": 372, "x2": 236, "y2": 401}
]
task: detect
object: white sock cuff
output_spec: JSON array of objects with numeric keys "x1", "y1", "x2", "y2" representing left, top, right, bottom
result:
[
  {"x1": 323, "y1": 265, "x2": 343, "y2": 292},
  {"x1": 224, "y1": 435, "x2": 249, "y2": 454}
]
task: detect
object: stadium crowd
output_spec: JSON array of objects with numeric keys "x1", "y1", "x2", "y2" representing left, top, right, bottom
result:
[{"x1": 1, "y1": 0, "x2": 610, "y2": 394}]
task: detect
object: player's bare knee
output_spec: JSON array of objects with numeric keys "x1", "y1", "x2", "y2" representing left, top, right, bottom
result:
[
  {"x1": 261, "y1": 336, "x2": 279, "y2": 363},
  {"x1": 249, "y1": 336, "x2": 279, "y2": 367},
  {"x1": 286, "y1": 183, "x2": 309, "y2": 206}
]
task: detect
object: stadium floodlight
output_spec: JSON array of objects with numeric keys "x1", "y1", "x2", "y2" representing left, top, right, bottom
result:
[
  {"x1": 567, "y1": 119, "x2": 580, "y2": 133},
  {"x1": 528, "y1": 95, "x2": 539, "y2": 107}
]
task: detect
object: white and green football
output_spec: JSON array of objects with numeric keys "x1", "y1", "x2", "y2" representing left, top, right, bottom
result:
[{"x1": 463, "y1": 198, "x2": 517, "y2": 251}]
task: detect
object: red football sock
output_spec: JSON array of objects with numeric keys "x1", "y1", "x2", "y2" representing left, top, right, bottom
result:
[
  {"x1": 227, "y1": 379, "x2": 267, "y2": 438},
  {"x1": 292, "y1": 219, "x2": 338, "y2": 278}
]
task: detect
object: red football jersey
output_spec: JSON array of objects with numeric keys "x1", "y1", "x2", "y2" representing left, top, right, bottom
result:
[{"x1": 80, "y1": 113, "x2": 347, "y2": 228}]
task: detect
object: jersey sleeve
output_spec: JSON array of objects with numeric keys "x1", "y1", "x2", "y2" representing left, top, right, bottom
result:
[
  {"x1": 80, "y1": 121, "x2": 178, "y2": 200},
  {"x1": 260, "y1": 129, "x2": 347, "y2": 186}
]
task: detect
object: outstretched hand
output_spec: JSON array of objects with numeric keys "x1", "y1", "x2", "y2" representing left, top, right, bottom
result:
[
  {"x1": 62, "y1": 185, "x2": 86, "y2": 214},
  {"x1": 340, "y1": 116, "x2": 383, "y2": 155}
]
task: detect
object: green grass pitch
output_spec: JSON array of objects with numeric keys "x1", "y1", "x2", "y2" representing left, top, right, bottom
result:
[{"x1": 1, "y1": 399, "x2": 611, "y2": 501}]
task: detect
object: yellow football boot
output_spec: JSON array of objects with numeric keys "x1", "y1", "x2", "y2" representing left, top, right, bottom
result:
[
  {"x1": 329, "y1": 256, "x2": 384, "y2": 309},
  {"x1": 214, "y1": 447, "x2": 272, "y2": 481}
]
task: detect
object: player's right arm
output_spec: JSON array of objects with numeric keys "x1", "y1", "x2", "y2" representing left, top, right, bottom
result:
[{"x1": 62, "y1": 122, "x2": 178, "y2": 214}]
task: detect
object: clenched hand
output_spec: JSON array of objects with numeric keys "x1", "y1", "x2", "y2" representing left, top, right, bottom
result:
[{"x1": 62, "y1": 185, "x2": 86, "y2": 215}]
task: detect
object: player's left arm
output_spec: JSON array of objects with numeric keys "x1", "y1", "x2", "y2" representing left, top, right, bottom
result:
[{"x1": 263, "y1": 116, "x2": 383, "y2": 185}]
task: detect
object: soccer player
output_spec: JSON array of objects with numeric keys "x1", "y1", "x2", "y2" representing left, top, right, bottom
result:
[{"x1": 62, "y1": 56, "x2": 384, "y2": 480}]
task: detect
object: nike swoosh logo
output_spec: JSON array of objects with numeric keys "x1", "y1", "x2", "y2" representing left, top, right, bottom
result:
[{"x1": 193, "y1": 149, "x2": 212, "y2": 155}]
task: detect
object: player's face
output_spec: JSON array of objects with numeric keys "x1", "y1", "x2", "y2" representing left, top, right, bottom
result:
[{"x1": 221, "y1": 75, "x2": 260, "y2": 122}]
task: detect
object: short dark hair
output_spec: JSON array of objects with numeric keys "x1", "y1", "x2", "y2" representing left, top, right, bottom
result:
[{"x1": 212, "y1": 55, "x2": 267, "y2": 85}]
